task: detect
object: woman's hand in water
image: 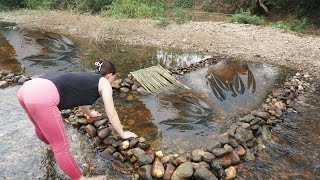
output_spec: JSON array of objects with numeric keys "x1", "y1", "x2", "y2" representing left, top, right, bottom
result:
[
  {"x1": 120, "y1": 131, "x2": 138, "y2": 139},
  {"x1": 90, "y1": 110, "x2": 101, "y2": 118}
]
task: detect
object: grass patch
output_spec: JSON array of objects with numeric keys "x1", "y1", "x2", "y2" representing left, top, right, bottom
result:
[
  {"x1": 104, "y1": 0, "x2": 164, "y2": 18},
  {"x1": 272, "y1": 18, "x2": 308, "y2": 33},
  {"x1": 229, "y1": 11, "x2": 264, "y2": 25}
]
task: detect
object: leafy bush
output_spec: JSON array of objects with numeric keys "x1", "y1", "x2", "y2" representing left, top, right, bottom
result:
[
  {"x1": 0, "y1": 0, "x2": 26, "y2": 10},
  {"x1": 25, "y1": 0, "x2": 112, "y2": 13},
  {"x1": 229, "y1": 11, "x2": 264, "y2": 25},
  {"x1": 105, "y1": 0, "x2": 164, "y2": 18},
  {"x1": 273, "y1": 18, "x2": 308, "y2": 33}
]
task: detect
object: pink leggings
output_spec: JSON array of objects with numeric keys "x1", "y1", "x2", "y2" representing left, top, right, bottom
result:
[{"x1": 17, "y1": 78, "x2": 82, "y2": 180}]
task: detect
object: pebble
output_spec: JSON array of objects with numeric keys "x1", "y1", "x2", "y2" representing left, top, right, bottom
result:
[
  {"x1": 225, "y1": 166, "x2": 237, "y2": 180},
  {"x1": 171, "y1": 162, "x2": 194, "y2": 180}
]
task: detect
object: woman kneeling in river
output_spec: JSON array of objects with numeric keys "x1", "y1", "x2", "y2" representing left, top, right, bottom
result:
[{"x1": 17, "y1": 59, "x2": 137, "y2": 179}]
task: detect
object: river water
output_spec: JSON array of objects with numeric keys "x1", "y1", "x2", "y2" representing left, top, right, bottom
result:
[{"x1": 1, "y1": 22, "x2": 319, "y2": 179}]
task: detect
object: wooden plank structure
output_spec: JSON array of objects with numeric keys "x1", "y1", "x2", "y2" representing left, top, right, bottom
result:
[{"x1": 131, "y1": 65, "x2": 190, "y2": 95}]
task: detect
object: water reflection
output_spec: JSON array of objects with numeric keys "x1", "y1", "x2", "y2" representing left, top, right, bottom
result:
[
  {"x1": 0, "y1": 22, "x2": 78, "y2": 75},
  {"x1": 157, "y1": 92, "x2": 213, "y2": 132},
  {"x1": 207, "y1": 60, "x2": 256, "y2": 101}
]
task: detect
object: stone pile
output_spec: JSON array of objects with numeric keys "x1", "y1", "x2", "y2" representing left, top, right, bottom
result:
[
  {"x1": 60, "y1": 72, "x2": 313, "y2": 180},
  {"x1": 0, "y1": 70, "x2": 30, "y2": 89}
]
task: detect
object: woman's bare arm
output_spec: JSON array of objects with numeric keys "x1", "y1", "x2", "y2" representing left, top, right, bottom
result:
[{"x1": 99, "y1": 78, "x2": 136, "y2": 139}]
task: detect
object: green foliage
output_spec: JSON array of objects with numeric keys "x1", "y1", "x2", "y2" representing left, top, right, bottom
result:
[
  {"x1": 266, "y1": 0, "x2": 320, "y2": 27},
  {"x1": 272, "y1": 18, "x2": 308, "y2": 33},
  {"x1": 202, "y1": 3, "x2": 215, "y2": 13},
  {"x1": 172, "y1": 7, "x2": 191, "y2": 24},
  {"x1": 105, "y1": 0, "x2": 164, "y2": 18},
  {"x1": 229, "y1": 11, "x2": 264, "y2": 25},
  {"x1": 0, "y1": 0, "x2": 25, "y2": 10},
  {"x1": 173, "y1": 0, "x2": 193, "y2": 9},
  {"x1": 272, "y1": 21, "x2": 291, "y2": 30},
  {"x1": 25, "y1": 0, "x2": 112, "y2": 13}
]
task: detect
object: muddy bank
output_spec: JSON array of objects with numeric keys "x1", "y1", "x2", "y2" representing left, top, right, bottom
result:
[{"x1": 1, "y1": 11, "x2": 320, "y2": 77}]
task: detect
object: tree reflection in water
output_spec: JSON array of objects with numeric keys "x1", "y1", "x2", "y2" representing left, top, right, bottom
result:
[{"x1": 207, "y1": 60, "x2": 256, "y2": 103}]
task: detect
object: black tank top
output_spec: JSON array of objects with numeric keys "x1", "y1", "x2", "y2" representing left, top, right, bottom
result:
[{"x1": 40, "y1": 72, "x2": 103, "y2": 110}]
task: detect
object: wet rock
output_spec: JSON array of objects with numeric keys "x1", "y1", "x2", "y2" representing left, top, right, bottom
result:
[
  {"x1": 155, "y1": 151, "x2": 164, "y2": 159},
  {"x1": 192, "y1": 149, "x2": 206, "y2": 162},
  {"x1": 223, "y1": 144, "x2": 233, "y2": 153},
  {"x1": 250, "y1": 118, "x2": 262, "y2": 126},
  {"x1": 120, "y1": 87, "x2": 130, "y2": 93},
  {"x1": 171, "y1": 162, "x2": 194, "y2": 180},
  {"x1": 112, "y1": 140, "x2": 122, "y2": 148},
  {"x1": 225, "y1": 166, "x2": 237, "y2": 180},
  {"x1": 131, "y1": 84, "x2": 138, "y2": 91},
  {"x1": 234, "y1": 145, "x2": 246, "y2": 156},
  {"x1": 98, "y1": 128, "x2": 110, "y2": 139},
  {"x1": 199, "y1": 161, "x2": 210, "y2": 169},
  {"x1": 85, "y1": 124, "x2": 96, "y2": 138},
  {"x1": 101, "y1": 146, "x2": 116, "y2": 158},
  {"x1": 228, "y1": 139, "x2": 239, "y2": 148},
  {"x1": 61, "y1": 109, "x2": 72, "y2": 118},
  {"x1": 152, "y1": 158, "x2": 165, "y2": 178},
  {"x1": 206, "y1": 140, "x2": 221, "y2": 152},
  {"x1": 146, "y1": 149, "x2": 156, "y2": 161},
  {"x1": 175, "y1": 156, "x2": 188, "y2": 165},
  {"x1": 112, "y1": 160, "x2": 134, "y2": 174},
  {"x1": 129, "y1": 138, "x2": 139, "y2": 148},
  {"x1": 18, "y1": 76, "x2": 28, "y2": 84},
  {"x1": 245, "y1": 148, "x2": 255, "y2": 161},
  {"x1": 202, "y1": 152, "x2": 215, "y2": 163},
  {"x1": 137, "y1": 154, "x2": 153, "y2": 167},
  {"x1": 218, "y1": 133, "x2": 229, "y2": 145},
  {"x1": 161, "y1": 156, "x2": 170, "y2": 164},
  {"x1": 194, "y1": 166, "x2": 218, "y2": 180},
  {"x1": 218, "y1": 155, "x2": 232, "y2": 168},
  {"x1": 210, "y1": 160, "x2": 222, "y2": 171},
  {"x1": 137, "y1": 87, "x2": 151, "y2": 95},
  {"x1": 241, "y1": 123, "x2": 250, "y2": 129},
  {"x1": 130, "y1": 155, "x2": 138, "y2": 163},
  {"x1": 86, "y1": 116, "x2": 101, "y2": 124},
  {"x1": 120, "y1": 140, "x2": 130, "y2": 150},
  {"x1": 94, "y1": 119, "x2": 108, "y2": 127},
  {"x1": 228, "y1": 151, "x2": 240, "y2": 165},
  {"x1": 163, "y1": 163, "x2": 176, "y2": 180},
  {"x1": 112, "y1": 79, "x2": 122, "y2": 89},
  {"x1": 235, "y1": 127, "x2": 254, "y2": 143},
  {"x1": 103, "y1": 136, "x2": 117, "y2": 146},
  {"x1": 138, "y1": 142, "x2": 150, "y2": 150},
  {"x1": 239, "y1": 114, "x2": 255, "y2": 123},
  {"x1": 0, "y1": 81, "x2": 9, "y2": 88},
  {"x1": 251, "y1": 111, "x2": 270, "y2": 120},
  {"x1": 78, "y1": 118, "x2": 88, "y2": 125},
  {"x1": 211, "y1": 148, "x2": 229, "y2": 157},
  {"x1": 138, "y1": 164, "x2": 153, "y2": 180}
]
